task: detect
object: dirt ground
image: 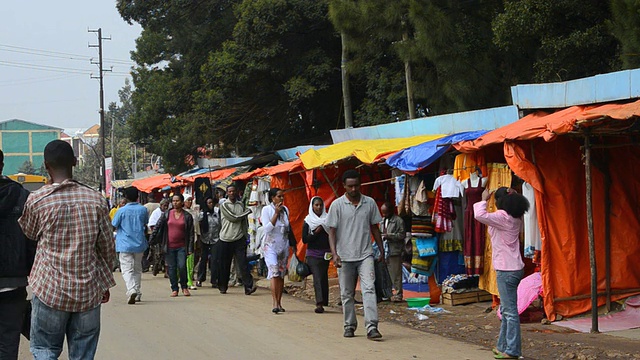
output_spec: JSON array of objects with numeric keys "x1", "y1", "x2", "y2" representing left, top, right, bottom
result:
[{"x1": 286, "y1": 279, "x2": 640, "y2": 360}]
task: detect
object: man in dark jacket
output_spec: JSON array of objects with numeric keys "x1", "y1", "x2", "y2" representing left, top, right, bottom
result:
[{"x1": 0, "y1": 149, "x2": 36, "y2": 359}]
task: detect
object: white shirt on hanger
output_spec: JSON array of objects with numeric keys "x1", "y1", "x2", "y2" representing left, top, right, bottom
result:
[{"x1": 433, "y1": 174, "x2": 464, "y2": 198}]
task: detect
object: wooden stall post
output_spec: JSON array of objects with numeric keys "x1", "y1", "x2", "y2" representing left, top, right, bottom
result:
[{"x1": 583, "y1": 131, "x2": 599, "y2": 333}]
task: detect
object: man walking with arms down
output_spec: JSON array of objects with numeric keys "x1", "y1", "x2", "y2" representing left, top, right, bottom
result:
[
  {"x1": 218, "y1": 184, "x2": 257, "y2": 295},
  {"x1": 19, "y1": 140, "x2": 116, "y2": 359},
  {"x1": 327, "y1": 169, "x2": 385, "y2": 340},
  {"x1": 112, "y1": 187, "x2": 149, "y2": 304}
]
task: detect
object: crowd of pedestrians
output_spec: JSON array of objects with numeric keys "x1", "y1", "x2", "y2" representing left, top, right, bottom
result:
[{"x1": 0, "y1": 140, "x2": 528, "y2": 359}]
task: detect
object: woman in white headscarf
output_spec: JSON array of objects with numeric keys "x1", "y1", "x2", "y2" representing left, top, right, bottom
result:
[{"x1": 302, "y1": 196, "x2": 331, "y2": 313}]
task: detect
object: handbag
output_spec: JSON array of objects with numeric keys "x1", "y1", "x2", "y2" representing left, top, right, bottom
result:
[{"x1": 296, "y1": 259, "x2": 311, "y2": 278}]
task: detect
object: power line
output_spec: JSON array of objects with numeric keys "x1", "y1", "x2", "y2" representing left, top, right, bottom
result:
[
  {"x1": 0, "y1": 61, "x2": 131, "y2": 77},
  {"x1": 0, "y1": 74, "x2": 83, "y2": 87},
  {"x1": 0, "y1": 43, "x2": 135, "y2": 65},
  {"x1": 0, "y1": 60, "x2": 92, "y2": 74}
]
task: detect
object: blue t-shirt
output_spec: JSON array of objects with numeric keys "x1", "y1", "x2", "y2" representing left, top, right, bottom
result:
[{"x1": 112, "y1": 202, "x2": 149, "y2": 253}]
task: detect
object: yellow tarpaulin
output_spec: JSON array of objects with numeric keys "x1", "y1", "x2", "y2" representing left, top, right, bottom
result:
[{"x1": 299, "y1": 135, "x2": 446, "y2": 169}]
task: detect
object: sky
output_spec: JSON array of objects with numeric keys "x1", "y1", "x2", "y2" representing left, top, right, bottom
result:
[{"x1": 0, "y1": 1, "x2": 142, "y2": 133}]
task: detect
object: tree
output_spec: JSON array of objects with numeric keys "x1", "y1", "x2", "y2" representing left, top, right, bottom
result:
[
  {"x1": 118, "y1": 0, "x2": 342, "y2": 173},
  {"x1": 609, "y1": 0, "x2": 640, "y2": 69},
  {"x1": 493, "y1": 0, "x2": 620, "y2": 83},
  {"x1": 17, "y1": 160, "x2": 37, "y2": 175}
]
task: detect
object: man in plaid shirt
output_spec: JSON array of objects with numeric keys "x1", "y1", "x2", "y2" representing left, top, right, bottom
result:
[{"x1": 19, "y1": 140, "x2": 116, "y2": 359}]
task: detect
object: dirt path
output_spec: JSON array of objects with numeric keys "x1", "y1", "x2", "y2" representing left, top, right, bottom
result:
[{"x1": 20, "y1": 273, "x2": 493, "y2": 359}]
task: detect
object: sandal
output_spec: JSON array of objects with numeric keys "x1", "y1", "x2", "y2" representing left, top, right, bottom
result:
[
  {"x1": 183, "y1": 289, "x2": 191, "y2": 297},
  {"x1": 494, "y1": 351, "x2": 518, "y2": 359},
  {"x1": 170, "y1": 291, "x2": 178, "y2": 297}
]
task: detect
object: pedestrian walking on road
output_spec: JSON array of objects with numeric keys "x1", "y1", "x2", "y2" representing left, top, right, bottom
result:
[
  {"x1": 112, "y1": 187, "x2": 149, "y2": 304},
  {"x1": 150, "y1": 194, "x2": 195, "y2": 297},
  {"x1": 19, "y1": 140, "x2": 116, "y2": 359},
  {"x1": 260, "y1": 188, "x2": 292, "y2": 314},
  {"x1": 148, "y1": 199, "x2": 170, "y2": 276},
  {"x1": 218, "y1": 184, "x2": 257, "y2": 295},
  {"x1": 184, "y1": 195, "x2": 201, "y2": 290},
  {"x1": 379, "y1": 202, "x2": 405, "y2": 302},
  {"x1": 327, "y1": 169, "x2": 385, "y2": 340},
  {"x1": 197, "y1": 196, "x2": 221, "y2": 287},
  {"x1": 302, "y1": 196, "x2": 331, "y2": 314},
  {"x1": 474, "y1": 187, "x2": 529, "y2": 360},
  {"x1": 0, "y1": 149, "x2": 36, "y2": 359}
]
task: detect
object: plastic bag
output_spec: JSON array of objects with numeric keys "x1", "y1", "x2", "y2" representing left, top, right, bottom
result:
[{"x1": 288, "y1": 255, "x2": 303, "y2": 282}]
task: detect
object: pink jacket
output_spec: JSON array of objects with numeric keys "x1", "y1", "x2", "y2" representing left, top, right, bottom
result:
[{"x1": 473, "y1": 201, "x2": 524, "y2": 271}]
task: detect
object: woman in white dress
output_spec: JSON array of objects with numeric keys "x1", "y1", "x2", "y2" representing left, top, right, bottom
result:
[{"x1": 260, "y1": 188, "x2": 291, "y2": 314}]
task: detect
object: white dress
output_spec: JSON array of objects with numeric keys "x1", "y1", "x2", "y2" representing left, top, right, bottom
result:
[{"x1": 260, "y1": 205, "x2": 290, "y2": 279}]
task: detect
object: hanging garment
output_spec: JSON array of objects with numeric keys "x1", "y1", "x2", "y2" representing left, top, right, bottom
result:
[
  {"x1": 433, "y1": 174, "x2": 464, "y2": 198},
  {"x1": 411, "y1": 237, "x2": 438, "y2": 277},
  {"x1": 440, "y1": 198, "x2": 463, "y2": 252},
  {"x1": 478, "y1": 163, "x2": 512, "y2": 296},
  {"x1": 394, "y1": 175, "x2": 405, "y2": 207},
  {"x1": 431, "y1": 187, "x2": 456, "y2": 233},
  {"x1": 464, "y1": 178, "x2": 486, "y2": 275},
  {"x1": 522, "y1": 182, "x2": 542, "y2": 261},
  {"x1": 453, "y1": 153, "x2": 488, "y2": 181}
]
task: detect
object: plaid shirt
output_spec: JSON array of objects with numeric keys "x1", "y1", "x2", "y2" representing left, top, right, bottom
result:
[{"x1": 19, "y1": 179, "x2": 116, "y2": 312}]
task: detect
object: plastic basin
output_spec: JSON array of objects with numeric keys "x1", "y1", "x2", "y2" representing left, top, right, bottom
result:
[{"x1": 406, "y1": 297, "x2": 430, "y2": 308}]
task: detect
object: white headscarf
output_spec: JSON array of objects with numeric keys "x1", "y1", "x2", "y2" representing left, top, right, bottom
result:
[{"x1": 304, "y1": 196, "x2": 327, "y2": 233}]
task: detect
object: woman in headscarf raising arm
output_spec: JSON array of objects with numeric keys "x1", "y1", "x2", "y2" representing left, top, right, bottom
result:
[{"x1": 302, "y1": 196, "x2": 331, "y2": 314}]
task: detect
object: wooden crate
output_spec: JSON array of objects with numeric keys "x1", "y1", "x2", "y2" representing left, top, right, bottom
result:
[{"x1": 442, "y1": 290, "x2": 492, "y2": 306}]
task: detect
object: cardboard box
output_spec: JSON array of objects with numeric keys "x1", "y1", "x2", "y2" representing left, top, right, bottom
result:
[{"x1": 442, "y1": 290, "x2": 492, "y2": 306}]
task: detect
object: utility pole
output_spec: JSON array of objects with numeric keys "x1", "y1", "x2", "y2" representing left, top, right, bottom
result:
[{"x1": 89, "y1": 28, "x2": 111, "y2": 194}]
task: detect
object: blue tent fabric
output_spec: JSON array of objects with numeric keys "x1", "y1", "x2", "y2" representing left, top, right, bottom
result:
[{"x1": 386, "y1": 130, "x2": 489, "y2": 172}]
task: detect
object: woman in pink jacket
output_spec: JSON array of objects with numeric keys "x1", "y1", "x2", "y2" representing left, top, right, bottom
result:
[{"x1": 474, "y1": 187, "x2": 529, "y2": 360}]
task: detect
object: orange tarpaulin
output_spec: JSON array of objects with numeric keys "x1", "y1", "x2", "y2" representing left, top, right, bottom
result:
[
  {"x1": 131, "y1": 174, "x2": 177, "y2": 193},
  {"x1": 454, "y1": 99, "x2": 640, "y2": 152},
  {"x1": 176, "y1": 168, "x2": 237, "y2": 182},
  {"x1": 453, "y1": 102, "x2": 640, "y2": 320}
]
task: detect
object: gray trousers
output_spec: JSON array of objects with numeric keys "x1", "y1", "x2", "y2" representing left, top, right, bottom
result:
[
  {"x1": 338, "y1": 255, "x2": 378, "y2": 332},
  {"x1": 387, "y1": 255, "x2": 403, "y2": 297}
]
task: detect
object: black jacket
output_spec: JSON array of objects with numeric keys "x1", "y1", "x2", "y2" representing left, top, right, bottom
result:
[
  {"x1": 0, "y1": 176, "x2": 36, "y2": 288},
  {"x1": 149, "y1": 209, "x2": 195, "y2": 254},
  {"x1": 302, "y1": 221, "x2": 330, "y2": 251}
]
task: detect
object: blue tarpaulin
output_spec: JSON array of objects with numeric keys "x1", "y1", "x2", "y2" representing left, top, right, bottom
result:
[{"x1": 386, "y1": 130, "x2": 489, "y2": 172}]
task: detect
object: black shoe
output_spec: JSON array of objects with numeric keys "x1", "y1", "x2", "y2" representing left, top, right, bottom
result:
[
  {"x1": 278, "y1": 307, "x2": 285, "y2": 313},
  {"x1": 245, "y1": 284, "x2": 257, "y2": 295},
  {"x1": 343, "y1": 329, "x2": 355, "y2": 338},
  {"x1": 219, "y1": 288, "x2": 227, "y2": 294},
  {"x1": 272, "y1": 308, "x2": 280, "y2": 314},
  {"x1": 367, "y1": 328, "x2": 382, "y2": 341},
  {"x1": 315, "y1": 306, "x2": 325, "y2": 314},
  {"x1": 128, "y1": 293, "x2": 137, "y2": 305},
  {"x1": 211, "y1": 283, "x2": 218, "y2": 289}
]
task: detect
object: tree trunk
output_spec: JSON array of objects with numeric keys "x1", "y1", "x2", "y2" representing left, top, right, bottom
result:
[
  {"x1": 403, "y1": 31, "x2": 416, "y2": 119},
  {"x1": 341, "y1": 32, "x2": 353, "y2": 128}
]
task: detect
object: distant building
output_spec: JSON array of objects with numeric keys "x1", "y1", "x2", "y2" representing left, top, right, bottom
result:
[
  {"x1": 0, "y1": 119, "x2": 61, "y2": 175},
  {"x1": 60, "y1": 124, "x2": 100, "y2": 166}
]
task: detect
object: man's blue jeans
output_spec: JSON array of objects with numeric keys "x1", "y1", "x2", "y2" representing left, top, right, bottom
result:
[
  {"x1": 338, "y1": 255, "x2": 378, "y2": 333},
  {"x1": 496, "y1": 269, "x2": 524, "y2": 357},
  {"x1": 165, "y1": 247, "x2": 187, "y2": 292},
  {"x1": 30, "y1": 296, "x2": 101, "y2": 360}
]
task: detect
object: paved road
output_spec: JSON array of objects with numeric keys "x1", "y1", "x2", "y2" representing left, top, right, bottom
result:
[{"x1": 20, "y1": 273, "x2": 492, "y2": 359}]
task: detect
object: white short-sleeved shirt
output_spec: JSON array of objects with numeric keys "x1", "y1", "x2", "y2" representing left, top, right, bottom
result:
[{"x1": 326, "y1": 194, "x2": 382, "y2": 262}]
